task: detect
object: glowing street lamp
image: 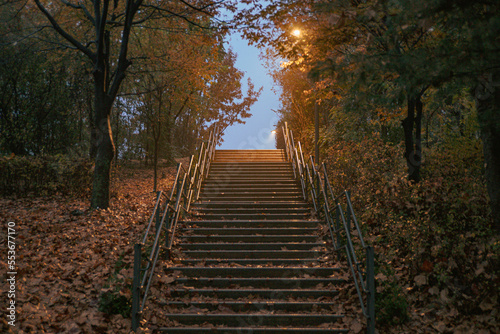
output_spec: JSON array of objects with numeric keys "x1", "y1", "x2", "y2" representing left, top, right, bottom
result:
[{"x1": 292, "y1": 29, "x2": 301, "y2": 37}]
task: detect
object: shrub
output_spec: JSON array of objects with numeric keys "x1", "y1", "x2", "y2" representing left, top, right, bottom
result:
[
  {"x1": 0, "y1": 155, "x2": 93, "y2": 197},
  {"x1": 376, "y1": 279, "x2": 410, "y2": 326},
  {"x1": 323, "y1": 135, "x2": 497, "y2": 317},
  {"x1": 98, "y1": 291, "x2": 131, "y2": 317}
]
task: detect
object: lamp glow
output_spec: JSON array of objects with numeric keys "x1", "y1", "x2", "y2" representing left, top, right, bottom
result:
[{"x1": 292, "y1": 29, "x2": 301, "y2": 37}]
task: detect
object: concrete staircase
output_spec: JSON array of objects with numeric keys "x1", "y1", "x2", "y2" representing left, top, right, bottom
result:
[{"x1": 159, "y1": 149, "x2": 348, "y2": 333}]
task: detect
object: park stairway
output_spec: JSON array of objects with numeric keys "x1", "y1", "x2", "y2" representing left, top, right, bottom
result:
[{"x1": 158, "y1": 149, "x2": 348, "y2": 333}]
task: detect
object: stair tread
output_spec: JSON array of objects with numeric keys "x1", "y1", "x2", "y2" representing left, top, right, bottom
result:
[
  {"x1": 179, "y1": 242, "x2": 326, "y2": 250},
  {"x1": 144, "y1": 149, "x2": 350, "y2": 332},
  {"x1": 182, "y1": 219, "x2": 321, "y2": 222},
  {"x1": 164, "y1": 266, "x2": 342, "y2": 277},
  {"x1": 180, "y1": 236, "x2": 321, "y2": 242},
  {"x1": 178, "y1": 259, "x2": 326, "y2": 265},
  {"x1": 193, "y1": 201, "x2": 308, "y2": 204},
  {"x1": 155, "y1": 327, "x2": 349, "y2": 333},
  {"x1": 161, "y1": 313, "x2": 343, "y2": 318},
  {"x1": 180, "y1": 227, "x2": 318, "y2": 231},
  {"x1": 161, "y1": 301, "x2": 340, "y2": 306}
]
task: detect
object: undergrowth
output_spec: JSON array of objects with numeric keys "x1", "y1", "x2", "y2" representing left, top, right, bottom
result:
[
  {"x1": 0, "y1": 154, "x2": 92, "y2": 197},
  {"x1": 99, "y1": 251, "x2": 132, "y2": 318},
  {"x1": 324, "y1": 134, "x2": 499, "y2": 329}
]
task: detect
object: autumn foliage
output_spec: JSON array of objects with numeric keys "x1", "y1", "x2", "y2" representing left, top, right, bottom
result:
[
  {"x1": 0, "y1": 164, "x2": 180, "y2": 333},
  {"x1": 1, "y1": 0, "x2": 499, "y2": 333},
  {"x1": 0, "y1": 155, "x2": 92, "y2": 197},
  {"x1": 322, "y1": 135, "x2": 498, "y2": 331}
]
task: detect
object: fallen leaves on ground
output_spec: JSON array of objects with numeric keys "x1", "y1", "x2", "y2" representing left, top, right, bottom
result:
[
  {"x1": 0, "y1": 163, "x2": 178, "y2": 334},
  {"x1": 1, "y1": 161, "x2": 497, "y2": 333}
]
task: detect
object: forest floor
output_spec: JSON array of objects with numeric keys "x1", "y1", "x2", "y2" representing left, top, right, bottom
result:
[{"x1": 1, "y1": 163, "x2": 497, "y2": 333}]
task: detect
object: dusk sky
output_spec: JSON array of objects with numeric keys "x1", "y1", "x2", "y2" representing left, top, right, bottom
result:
[{"x1": 218, "y1": 32, "x2": 281, "y2": 150}]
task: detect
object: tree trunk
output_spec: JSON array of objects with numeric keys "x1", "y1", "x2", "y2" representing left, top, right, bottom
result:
[
  {"x1": 89, "y1": 108, "x2": 98, "y2": 160},
  {"x1": 414, "y1": 95, "x2": 423, "y2": 181},
  {"x1": 34, "y1": 0, "x2": 137, "y2": 210},
  {"x1": 475, "y1": 71, "x2": 500, "y2": 234},
  {"x1": 153, "y1": 137, "x2": 159, "y2": 193},
  {"x1": 402, "y1": 94, "x2": 423, "y2": 182},
  {"x1": 153, "y1": 92, "x2": 163, "y2": 193},
  {"x1": 90, "y1": 70, "x2": 115, "y2": 209},
  {"x1": 165, "y1": 109, "x2": 175, "y2": 166}
]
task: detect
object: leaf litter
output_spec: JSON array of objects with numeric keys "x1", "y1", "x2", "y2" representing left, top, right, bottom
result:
[{"x1": 2, "y1": 162, "x2": 497, "y2": 333}]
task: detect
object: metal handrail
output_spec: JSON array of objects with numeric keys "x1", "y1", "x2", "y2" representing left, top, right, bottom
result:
[
  {"x1": 282, "y1": 122, "x2": 375, "y2": 334},
  {"x1": 131, "y1": 125, "x2": 220, "y2": 331}
]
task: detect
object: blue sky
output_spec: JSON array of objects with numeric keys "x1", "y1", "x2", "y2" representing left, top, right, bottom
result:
[{"x1": 219, "y1": 33, "x2": 281, "y2": 149}]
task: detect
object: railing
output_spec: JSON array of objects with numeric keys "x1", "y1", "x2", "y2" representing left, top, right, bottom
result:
[
  {"x1": 282, "y1": 122, "x2": 376, "y2": 334},
  {"x1": 131, "y1": 126, "x2": 219, "y2": 331}
]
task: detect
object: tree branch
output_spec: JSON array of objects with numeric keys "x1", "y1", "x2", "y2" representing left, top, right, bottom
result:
[
  {"x1": 60, "y1": 0, "x2": 96, "y2": 25},
  {"x1": 33, "y1": 0, "x2": 96, "y2": 61},
  {"x1": 109, "y1": 0, "x2": 143, "y2": 100},
  {"x1": 178, "y1": 0, "x2": 226, "y2": 17},
  {"x1": 410, "y1": 28, "x2": 428, "y2": 50},
  {"x1": 95, "y1": 0, "x2": 110, "y2": 63},
  {"x1": 174, "y1": 92, "x2": 195, "y2": 120},
  {"x1": 141, "y1": 4, "x2": 214, "y2": 30}
]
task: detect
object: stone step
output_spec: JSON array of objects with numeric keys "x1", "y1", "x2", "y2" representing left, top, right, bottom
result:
[
  {"x1": 208, "y1": 170, "x2": 294, "y2": 176},
  {"x1": 200, "y1": 190, "x2": 303, "y2": 197},
  {"x1": 205, "y1": 177, "x2": 297, "y2": 183},
  {"x1": 169, "y1": 277, "x2": 343, "y2": 289},
  {"x1": 210, "y1": 162, "x2": 291, "y2": 168},
  {"x1": 145, "y1": 149, "x2": 349, "y2": 333},
  {"x1": 215, "y1": 149, "x2": 285, "y2": 155},
  {"x1": 182, "y1": 220, "x2": 320, "y2": 228},
  {"x1": 179, "y1": 235, "x2": 320, "y2": 243},
  {"x1": 164, "y1": 266, "x2": 342, "y2": 278},
  {"x1": 202, "y1": 183, "x2": 300, "y2": 190},
  {"x1": 203, "y1": 182, "x2": 298, "y2": 189},
  {"x1": 214, "y1": 154, "x2": 285, "y2": 162},
  {"x1": 180, "y1": 227, "x2": 318, "y2": 236},
  {"x1": 209, "y1": 168, "x2": 292, "y2": 174},
  {"x1": 165, "y1": 288, "x2": 338, "y2": 300},
  {"x1": 191, "y1": 207, "x2": 311, "y2": 215},
  {"x1": 155, "y1": 327, "x2": 348, "y2": 333},
  {"x1": 179, "y1": 258, "x2": 323, "y2": 266},
  {"x1": 213, "y1": 157, "x2": 285, "y2": 160},
  {"x1": 182, "y1": 250, "x2": 324, "y2": 259},
  {"x1": 198, "y1": 195, "x2": 304, "y2": 202},
  {"x1": 160, "y1": 301, "x2": 340, "y2": 312},
  {"x1": 191, "y1": 202, "x2": 309, "y2": 209},
  {"x1": 191, "y1": 213, "x2": 312, "y2": 220},
  {"x1": 178, "y1": 242, "x2": 326, "y2": 251},
  {"x1": 157, "y1": 314, "x2": 343, "y2": 327}
]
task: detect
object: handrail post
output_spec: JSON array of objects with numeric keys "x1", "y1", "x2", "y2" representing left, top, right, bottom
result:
[
  {"x1": 315, "y1": 163, "x2": 320, "y2": 199},
  {"x1": 131, "y1": 126, "x2": 222, "y2": 332},
  {"x1": 366, "y1": 245, "x2": 376, "y2": 334},
  {"x1": 131, "y1": 243, "x2": 142, "y2": 332},
  {"x1": 154, "y1": 191, "x2": 161, "y2": 231},
  {"x1": 165, "y1": 217, "x2": 171, "y2": 261},
  {"x1": 346, "y1": 191, "x2": 351, "y2": 232},
  {"x1": 335, "y1": 205, "x2": 343, "y2": 262},
  {"x1": 281, "y1": 125, "x2": 375, "y2": 333}
]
